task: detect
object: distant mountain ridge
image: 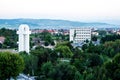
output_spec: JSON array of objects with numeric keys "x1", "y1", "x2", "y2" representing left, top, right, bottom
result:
[{"x1": 0, "y1": 19, "x2": 118, "y2": 29}]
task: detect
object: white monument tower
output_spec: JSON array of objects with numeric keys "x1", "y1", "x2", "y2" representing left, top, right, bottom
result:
[{"x1": 17, "y1": 24, "x2": 31, "y2": 53}]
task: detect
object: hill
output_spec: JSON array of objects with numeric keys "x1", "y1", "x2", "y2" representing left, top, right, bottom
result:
[{"x1": 0, "y1": 19, "x2": 118, "y2": 29}]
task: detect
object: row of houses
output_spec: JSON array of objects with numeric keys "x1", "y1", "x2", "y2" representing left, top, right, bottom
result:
[{"x1": 31, "y1": 29, "x2": 69, "y2": 35}]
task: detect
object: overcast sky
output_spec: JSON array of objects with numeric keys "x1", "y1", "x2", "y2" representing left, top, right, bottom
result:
[{"x1": 0, "y1": 0, "x2": 120, "y2": 24}]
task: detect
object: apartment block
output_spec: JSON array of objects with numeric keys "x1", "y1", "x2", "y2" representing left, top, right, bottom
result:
[{"x1": 70, "y1": 28, "x2": 91, "y2": 44}]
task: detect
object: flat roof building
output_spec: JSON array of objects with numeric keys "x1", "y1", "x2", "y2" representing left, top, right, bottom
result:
[{"x1": 70, "y1": 28, "x2": 91, "y2": 45}]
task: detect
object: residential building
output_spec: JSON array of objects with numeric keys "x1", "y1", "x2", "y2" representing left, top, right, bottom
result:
[
  {"x1": 92, "y1": 31, "x2": 99, "y2": 36},
  {"x1": 0, "y1": 36, "x2": 5, "y2": 44},
  {"x1": 116, "y1": 31, "x2": 120, "y2": 35},
  {"x1": 70, "y1": 28, "x2": 91, "y2": 44}
]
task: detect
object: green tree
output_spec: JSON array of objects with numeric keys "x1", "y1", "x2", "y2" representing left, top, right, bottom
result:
[
  {"x1": 112, "y1": 53, "x2": 120, "y2": 65},
  {"x1": 71, "y1": 53, "x2": 89, "y2": 73},
  {"x1": 89, "y1": 54, "x2": 103, "y2": 67},
  {"x1": 41, "y1": 30, "x2": 53, "y2": 43},
  {"x1": 0, "y1": 28, "x2": 17, "y2": 48},
  {"x1": 51, "y1": 41, "x2": 55, "y2": 46},
  {"x1": 40, "y1": 61, "x2": 53, "y2": 79},
  {"x1": 104, "y1": 61, "x2": 117, "y2": 80},
  {"x1": 82, "y1": 44, "x2": 88, "y2": 51},
  {"x1": 20, "y1": 52, "x2": 38, "y2": 75},
  {"x1": 0, "y1": 43, "x2": 2, "y2": 48},
  {"x1": 55, "y1": 45, "x2": 73, "y2": 58},
  {"x1": 56, "y1": 41, "x2": 73, "y2": 50},
  {"x1": 55, "y1": 62, "x2": 77, "y2": 80},
  {"x1": 113, "y1": 69, "x2": 120, "y2": 80},
  {"x1": 86, "y1": 44, "x2": 103, "y2": 55},
  {"x1": 45, "y1": 41, "x2": 49, "y2": 46},
  {"x1": 101, "y1": 34, "x2": 120, "y2": 43},
  {"x1": 103, "y1": 40, "x2": 120, "y2": 57},
  {"x1": 30, "y1": 46, "x2": 53, "y2": 75},
  {"x1": 98, "y1": 30, "x2": 107, "y2": 37},
  {"x1": 38, "y1": 62, "x2": 78, "y2": 80},
  {"x1": 104, "y1": 53, "x2": 120, "y2": 80},
  {"x1": 74, "y1": 71, "x2": 83, "y2": 80},
  {"x1": 0, "y1": 52, "x2": 24, "y2": 80},
  {"x1": 92, "y1": 36, "x2": 97, "y2": 41}
]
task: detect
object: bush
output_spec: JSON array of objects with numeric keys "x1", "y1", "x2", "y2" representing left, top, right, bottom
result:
[
  {"x1": 44, "y1": 41, "x2": 49, "y2": 46},
  {"x1": 51, "y1": 41, "x2": 55, "y2": 46}
]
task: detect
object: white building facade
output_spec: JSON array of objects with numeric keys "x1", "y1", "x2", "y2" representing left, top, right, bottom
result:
[
  {"x1": 17, "y1": 24, "x2": 31, "y2": 53},
  {"x1": 70, "y1": 28, "x2": 91, "y2": 44}
]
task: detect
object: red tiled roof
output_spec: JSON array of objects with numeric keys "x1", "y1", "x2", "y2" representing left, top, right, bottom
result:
[{"x1": 0, "y1": 37, "x2": 5, "y2": 44}]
